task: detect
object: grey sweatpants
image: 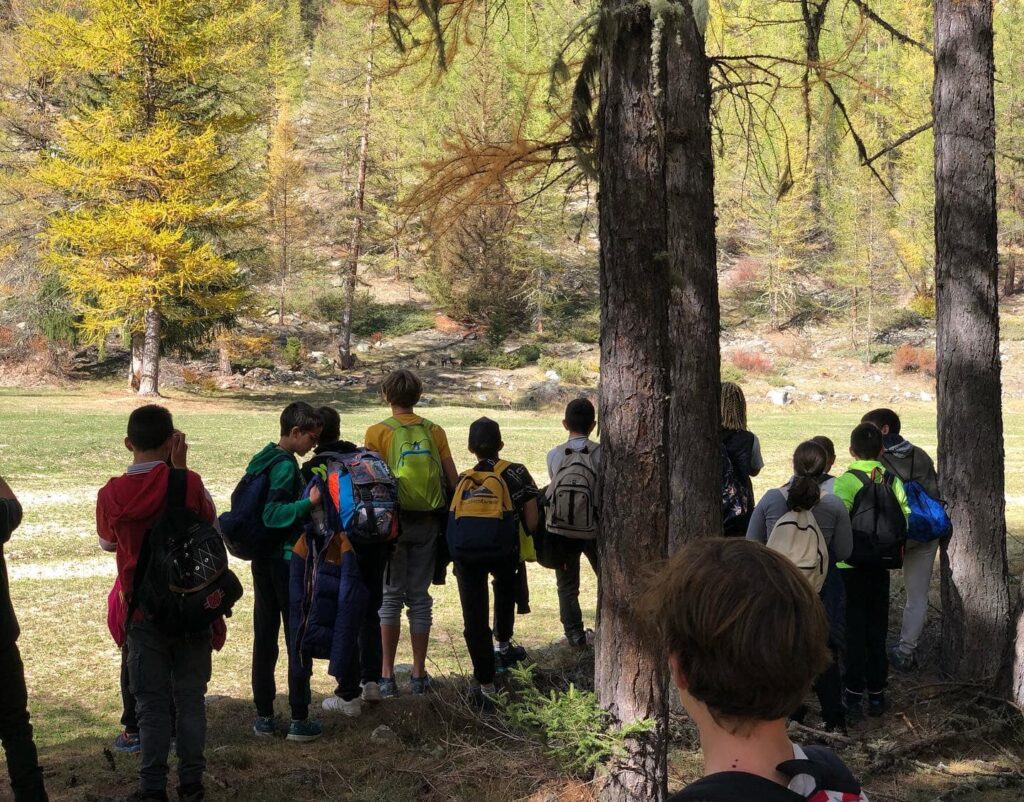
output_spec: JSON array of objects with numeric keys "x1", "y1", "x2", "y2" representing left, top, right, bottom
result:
[
  {"x1": 126, "y1": 620, "x2": 212, "y2": 794},
  {"x1": 379, "y1": 515, "x2": 438, "y2": 634},
  {"x1": 896, "y1": 538, "x2": 939, "y2": 656}
]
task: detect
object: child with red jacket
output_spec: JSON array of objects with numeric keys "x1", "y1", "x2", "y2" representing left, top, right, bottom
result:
[{"x1": 97, "y1": 405, "x2": 217, "y2": 802}]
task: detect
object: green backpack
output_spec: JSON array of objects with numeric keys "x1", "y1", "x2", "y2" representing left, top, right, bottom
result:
[{"x1": 384, "y1": 417, "x2": 446, "y2": 512}]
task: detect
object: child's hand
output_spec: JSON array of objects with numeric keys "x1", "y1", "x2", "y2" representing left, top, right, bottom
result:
[
  {"x1": 309, "y1": 484, "x2": 321, "y2": 506},
  {"x1": 169, "y1": 431, "x2": 188, "y2": 469}
]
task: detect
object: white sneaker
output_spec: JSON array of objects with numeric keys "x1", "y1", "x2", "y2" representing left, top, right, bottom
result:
[
  {"x1": 322, "y1": 695, "x2": 362, "y2": 717},
  {"x1": 361, "y1": 681, "x2": 382, "y2": 702}
]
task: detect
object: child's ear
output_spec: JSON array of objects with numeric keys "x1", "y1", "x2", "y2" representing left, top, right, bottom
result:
[
  {"x1": 849, "y1": 447, "x2": 857, "y2": 459},
  {"x1": 562, "y1": 419, "x2": 570, "y2": 432},
  {"x1": 124, "y1": 437, "x2": 133, "y2": 453},
  {"x1": 669, "y1": 653, "x2": 688, "y2": 692}
]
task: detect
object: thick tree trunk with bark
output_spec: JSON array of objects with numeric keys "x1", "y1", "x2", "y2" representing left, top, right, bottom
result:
[
  {"x1": 595, "y1": 3, "x2": 719, "y2": 801},
  {"x1": 338, "y1": 21, "x2": 374, "y2": 370},
  {"x1": 933, "y1": 0, "x2": 1012, "y2": 685},
  {"x1": 137, "y1": 307, "x2": 161, "y2": 396}
]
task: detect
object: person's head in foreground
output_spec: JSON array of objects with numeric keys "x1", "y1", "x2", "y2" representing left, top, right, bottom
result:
[{"x1": 645, "y1": 539, "x2": 865, "y2": 799}]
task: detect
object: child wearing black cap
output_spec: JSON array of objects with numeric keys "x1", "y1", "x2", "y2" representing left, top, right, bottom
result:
[{"x1": 455, "y1": 417, "x2": 540, "y2": 710}]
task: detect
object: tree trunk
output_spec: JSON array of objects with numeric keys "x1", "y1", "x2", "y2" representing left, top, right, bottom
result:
[
  {"x1": 137, "y1": 307, "x2": 161, "y2": 396},
  {"x1": 218, "y1": 340, "x2": 232, "y2": 376},
  {"x1": 933, "y1": 0, "x2": 1012, "y2": 686},
  {"x1": 338, "y1": 20, "x2": 375, "y2": 370},
  {"x1": 1003, "y1": 254, "x2": 1017, "y2": 297},
  {"x1": 595, "y1": 3, "x2": 719, "y2": 801},
  {"x1": 129, "y1": 332, "x2": 144, "y2": 391}
]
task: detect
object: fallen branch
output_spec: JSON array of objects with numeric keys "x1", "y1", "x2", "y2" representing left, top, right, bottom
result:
[{"x1": 869, "y1": 722, "x2": 1005, "y2": 772}]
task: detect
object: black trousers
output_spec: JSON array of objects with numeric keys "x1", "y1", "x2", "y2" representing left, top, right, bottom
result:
[
  {"x1": 251, "y1": 557, "x2": 309, "y2": 720},
  {"x1": 122, "y1": 647, "x2": 175, "y2": 735},
  {"x1": 335, "y1": 543, "x2": 388, "y2": 701},
  {"x1": 0, "y1": 642, "x2": 48, "y2": 802},
  {"x1": 841, "y1": 567, "x2": 890, "y2": 694},
  {"x1": 454, "y1": 560, "x2": 518, "y2": 685},
  {"x1": 814, "y1": 647, "x2": 844, "y2": 727}
]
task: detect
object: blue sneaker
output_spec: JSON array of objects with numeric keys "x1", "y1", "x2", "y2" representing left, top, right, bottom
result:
[
  {"x1": 286, "y1": 718, "x2": 322, "y2": 742},
  {"x1": 410, "y1": 674, "x2": 432, "y2": 696},
  {"x1": 114, "y1": 730, "x2": 141, "y2": 754},
  {"x1": 252, "y1": 716, "x2": 276, "y2": 737},
  {"x1": 379, "y1": 676, "x2": 398, "y2": 698}
]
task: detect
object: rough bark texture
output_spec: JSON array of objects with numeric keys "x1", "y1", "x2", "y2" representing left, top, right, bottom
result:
[
  {"x1": 595, "y1": 3, "x2": 719, "y2": 800},
  {"x1": 138, "y1": 307, "x2": 161, "y2": 396},
  {"x1": 933, "y1": 0, "x2": 1012, "y2": 685}
]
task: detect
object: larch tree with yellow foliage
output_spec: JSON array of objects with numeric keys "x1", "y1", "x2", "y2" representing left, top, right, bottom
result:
[{"x1": 24, "y1": 0, "x2": 275, "y2": 394}]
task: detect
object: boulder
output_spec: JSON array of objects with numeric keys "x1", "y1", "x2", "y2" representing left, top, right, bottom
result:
[{"x1": 767, "y1": 389, "x2": 791, "y2": 406}]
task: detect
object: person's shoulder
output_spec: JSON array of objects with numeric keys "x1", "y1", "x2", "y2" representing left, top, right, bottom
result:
[
  {"x1": 669, "y1": 772, "x2": 799, "y2": 802},
  {"x1": 795, "y1": 745, "x2": 863, "y2": 794}
]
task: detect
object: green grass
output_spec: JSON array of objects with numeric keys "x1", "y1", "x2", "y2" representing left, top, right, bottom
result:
[{"x1": 2, "y1": 386, "x2": 1023, "y2": 800}]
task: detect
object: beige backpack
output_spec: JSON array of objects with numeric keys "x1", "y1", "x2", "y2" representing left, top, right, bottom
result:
[{"x1": 766, "y1": 503, "x2": 828, "y2": 592}]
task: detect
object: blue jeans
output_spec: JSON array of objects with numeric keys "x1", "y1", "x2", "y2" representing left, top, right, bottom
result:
[{"x1": 126, "y1": 620, "x2": 211, "y2": 793}]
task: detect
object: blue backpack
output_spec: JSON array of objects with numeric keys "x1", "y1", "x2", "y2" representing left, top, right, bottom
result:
[
  {"x1": 219, "y1": 452, "x2": 294, "y2": 560},
  {"x1": 901, "y1": 453, "x2": 952, "y2": 543}
]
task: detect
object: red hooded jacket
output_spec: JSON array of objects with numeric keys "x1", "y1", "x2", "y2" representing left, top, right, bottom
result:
[{"x1": 97, "y1": 462, "x2": 215, "y2": 598}]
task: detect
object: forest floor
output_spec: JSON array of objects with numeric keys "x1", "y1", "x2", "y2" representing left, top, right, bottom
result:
[{"x1": 0, "y1": 389, "x2": 1022, "y2": 801}]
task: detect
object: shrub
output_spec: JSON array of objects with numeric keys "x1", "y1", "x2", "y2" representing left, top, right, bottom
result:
[
  {"x1": 223, "y1": 333, "x2": 275, "y2": 371},
  {"x1": 459, "y1": 343, "x2": 543, "y2": 370},
  {"x1": 503, "y1": 664, "x2": 653, "y2": 776},
  {"x1": 539, "y1": 356, "x2": 589, "y2": 385},
  {"x1": 181, "y1": 367, "x2": 219, "y2": 394},
  {"x1": 720, "y1": 361, "x2": 745, "y2": 384},
  {"x1": 893, "y1": 344, "x2": 936, "y2": 376},
  {"x1": 907, "y1": 293, "x2": 936, "y2": 320},
  {"x1": 730, "y1": 349, "x2": 774, "y2": 373},
  {"x1": 282, "y1": 336, "x2": 304, "y2": 370},
  {"x1": 312, "y1": 290, "x2": 434, "y2": 338}
]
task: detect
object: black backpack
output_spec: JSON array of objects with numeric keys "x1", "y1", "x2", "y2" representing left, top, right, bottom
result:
[
  {"x1": 219, "y1": 452, "x2": 294, "y2": 560},
  {"x1": 847, "y1": 468, "x2": 907, "y2": 570},
  {"x1": 133, "y1": 470, "x2": 243, "y2": 635}
]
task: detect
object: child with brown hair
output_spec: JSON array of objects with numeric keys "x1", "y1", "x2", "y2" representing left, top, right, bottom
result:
[{"x1": 645, "y1": 538, "x2": 867, "y2": 801}]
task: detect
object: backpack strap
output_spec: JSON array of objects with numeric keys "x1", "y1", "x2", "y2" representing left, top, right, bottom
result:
[
  {"x1": 167, "y1": 468, "x2": 188, "y2": 510},
  {"x1": 849, "y1": 469, "x2": 873, "y2": 489},
  {"x1": 126, "y1": 468, "x2": 182, "y2": 625}
]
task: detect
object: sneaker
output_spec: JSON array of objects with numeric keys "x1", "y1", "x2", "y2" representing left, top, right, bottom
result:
[
  {"x1": 361, "y1": 681, "x2": 382, "y2": 702},
  {"x1": 867, "y1": 691, "x2": 888, "y2": 718},
  {"x1": 379, "y1": 676, "x2": 398, "y2": 698},
  {"x1": 568, "y1": 629, "x2": 594, "y2": 649},
  {"x1": 495, "y1": 643, "x2": 528, "y2": 672},
  {"x1": 323, "y1": 694, "x2": 362, "y2": 717},
  {"x1": 410, "y1": 673, "x2": 432, "y2": 695},
  {"x1": 252, "y1": 716, "x2": 276, "y2": 737},
  {"x1": 471, "y1": 684, "x2": 499, "y2": 714},
  {"x1": 176, "y1": 783, "x2": 204, "y2": 802},
  {"x1": 286, "y1": 718, "x2": 323, "y2": 742},
  {"x1": 888, "y1": 646, "x2": 918, "y2": 673},
  {"x1": 843, "y1": 690, "x2": 865, "y2": 724},
  {"x1": 114, "y1": 730, "x2": 142, "y2": 754}
]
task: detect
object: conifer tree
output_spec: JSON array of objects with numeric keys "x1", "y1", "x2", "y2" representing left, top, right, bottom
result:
[
  {"x1": 267, "y1": 95, "x2": 309, "y2": 325},
  {"x1": 22, "y1": 0, "x2": 274, "y2": 394}
]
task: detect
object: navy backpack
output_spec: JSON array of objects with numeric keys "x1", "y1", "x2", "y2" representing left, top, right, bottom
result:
[{"x1": 219, "y1": 452, "x2": 294, "y2": 560}]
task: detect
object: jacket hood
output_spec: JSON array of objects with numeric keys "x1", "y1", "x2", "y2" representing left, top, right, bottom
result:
[
  {"x1": 247, "y1": 443, "x2": 293, "y2": 475},
  {"x1": 97, "y1": 464, "x2": 171, "y2": 525},
  {"x1": 885, "y1": 436, "x2": 914, "y2": 458}
]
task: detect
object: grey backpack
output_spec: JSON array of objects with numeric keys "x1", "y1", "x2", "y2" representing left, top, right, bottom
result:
[{"x1": 545, "y1": 447, "x2": 599, "y2": 540}]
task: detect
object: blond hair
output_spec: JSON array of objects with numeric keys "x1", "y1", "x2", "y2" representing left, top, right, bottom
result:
[{"x1": 720, "y1": 382, "x2": 748, "y2": 431}]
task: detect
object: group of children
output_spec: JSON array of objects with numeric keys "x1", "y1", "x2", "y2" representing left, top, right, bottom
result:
[
  {"x1": 724, "y1": 385, "x2": 943, "y2": 733},
  {"x1": 89, "y1": 370, "x2": 603, "y2": 801},
  {"x1": 0, "y1": 369, "x2": 946, "y2": 802}
]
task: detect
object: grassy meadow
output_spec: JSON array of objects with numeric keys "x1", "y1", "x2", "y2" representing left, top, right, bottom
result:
[{"x1": 0, "y1": 386, "x2": 1022, "y2": 800}]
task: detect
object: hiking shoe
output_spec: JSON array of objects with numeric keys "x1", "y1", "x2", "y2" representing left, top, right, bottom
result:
[
  {"x1": 176, "y1": 783, "x2": 204, "y2": 802},
  {"x1": 471, "y1": 684, "x2": 499, "y2": 714},
  {"x1": 495, "y1": 643, "x2": 528, "y2": 672},
  {"x1": 124, "y1": 791, "x2": 168, "y2": 802},
  {"x1": 379, "y1": 676, "x2": 398, "y2": 698},
  {"x1": 843, "y1": 690, "x2": 865, "y2": 724},
  {"x1": 410, "y1": 674, "x2": 432, "y2": 695},
  {"x1": 286, "y1": 718, "x2": 323, "y2": 742},
  {"x1": 323, "y1": 694, "x2": 362, "y2": 717},
  {"x1": 114, "y1": 730, "x2": 142, "y2": 754},
  {"x1": 361, "y1": 681, "x2": 382, "y2": 702},
  {"x1": 867, "y1": 691, "x2": 888, "y2": 718},
  {"x1": 568, "y1": 629, "x2": 594, "y2": 649},
  {"x1": 888, "y1": 646, "x2": 918, "y2": 673},
  {"x1": 252, "y1": 716, "x2": 276, "y2": 737}
]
